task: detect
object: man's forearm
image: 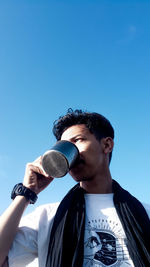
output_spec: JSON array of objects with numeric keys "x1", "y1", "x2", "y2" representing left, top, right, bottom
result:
[
  {"x1": 0, "y1": 196, "x2": 29, "y2": 266},
  {"x1": 0, "y1": 156, "x2": 53, "y2": 266}
]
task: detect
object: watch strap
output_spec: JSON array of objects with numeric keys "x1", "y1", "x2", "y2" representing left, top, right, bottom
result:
[{"x1": 11, "y1": 183, "x2": 38, "y2": 204}]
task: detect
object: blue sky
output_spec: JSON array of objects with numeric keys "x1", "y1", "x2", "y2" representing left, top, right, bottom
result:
[{"x1": 0, "y1": 0, "x2": 150, "y2": 215}]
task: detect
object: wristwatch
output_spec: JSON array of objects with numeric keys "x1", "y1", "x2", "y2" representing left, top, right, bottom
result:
[{"x1": 11, "y1": 183, "x2": 38, "y2": 204}]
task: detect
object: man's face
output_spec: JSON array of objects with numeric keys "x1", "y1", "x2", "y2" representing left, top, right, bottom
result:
[{"x1": 61, "y1": 124, "x2": 106, "y2": 182}]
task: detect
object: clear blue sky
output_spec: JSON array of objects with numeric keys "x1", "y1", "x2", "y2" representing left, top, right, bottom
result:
[{"x1": 0, "y1": 0, "x2": 150, "y2": 215}]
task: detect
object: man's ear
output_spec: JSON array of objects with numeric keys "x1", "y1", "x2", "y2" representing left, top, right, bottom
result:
[{"x1": 102, "y1": 137, "x2": 114, "y2": 154}]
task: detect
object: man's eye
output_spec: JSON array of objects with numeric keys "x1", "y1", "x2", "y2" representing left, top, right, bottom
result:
[{"x1": 75, "y1": 138, "x2": 84, "y2": 142}]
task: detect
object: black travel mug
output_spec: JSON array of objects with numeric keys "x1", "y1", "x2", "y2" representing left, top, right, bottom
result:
[{"x1": 42, "y1": 140, "x2": 79, "y2": 178}]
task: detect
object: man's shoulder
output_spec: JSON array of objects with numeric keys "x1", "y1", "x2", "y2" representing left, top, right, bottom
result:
[
  {"x1": 35, "y1": 202, "x2": 60, "y2": 213},
  {"x1": 30, "y1": 202, "x2": 60, "y2": 218},
  {"x1": 20, "y1": 202, "x2": 60, "y2": 228}
]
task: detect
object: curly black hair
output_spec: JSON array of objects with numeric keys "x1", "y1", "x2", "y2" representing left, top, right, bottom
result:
[{"x1": 53, "y1": 108, "x2": 114, "y2": 162}]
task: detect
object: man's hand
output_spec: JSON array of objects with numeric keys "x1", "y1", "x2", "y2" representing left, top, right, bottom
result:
[{"x1": 23, "y1": 156, "x2": 54, "y2": 194}]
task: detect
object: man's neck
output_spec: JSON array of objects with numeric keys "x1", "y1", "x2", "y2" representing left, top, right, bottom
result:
[{"x1": 80, "y1": 173, "x2": 113, "y2": 194}]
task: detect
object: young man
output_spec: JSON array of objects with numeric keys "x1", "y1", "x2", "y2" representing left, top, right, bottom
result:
[{"x1": 0, "y1": 109, "x2": 150, "y2": 267}]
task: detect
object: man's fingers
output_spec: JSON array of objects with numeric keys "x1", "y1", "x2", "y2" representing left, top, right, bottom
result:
[
  {"x1": 23, "y1": 157, "x2": 54, "y2": 194},
  {"x1": 26, "y1": 163, "x2": 49, "y2": 178}
]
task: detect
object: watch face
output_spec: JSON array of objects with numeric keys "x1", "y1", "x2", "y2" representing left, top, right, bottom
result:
[
  {"x1": 16, "y1": 184, "x2": 24, "y2": 194},
  {"x1": 11, "y1": 183, "x2": 23, "y2": 200}
]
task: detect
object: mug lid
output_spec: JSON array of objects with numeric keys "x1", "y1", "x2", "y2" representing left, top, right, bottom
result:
[{"x1": 42, "y1": 150, "x2": 69, "y2": 178}]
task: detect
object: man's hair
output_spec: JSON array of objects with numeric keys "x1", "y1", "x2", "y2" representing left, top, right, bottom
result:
[{"x1": 53, "y1": 108, "x2": 114, "y2": 162}]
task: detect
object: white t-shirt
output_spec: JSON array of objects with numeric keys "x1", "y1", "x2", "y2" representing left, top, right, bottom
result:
[
  {"x1": 8, "y1": 195, "x2": 150, "y2": 267},
  {"x1": 84, "y1": 194, "x2": 133, "y2": 267}
]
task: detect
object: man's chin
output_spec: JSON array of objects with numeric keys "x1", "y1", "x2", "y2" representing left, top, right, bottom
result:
[
  {"x1": 73, "y1": 177, "x2": 89, "y2": 182},
  {"x1": 69, "y1": 171, "x2": 90, "y2": 182}
]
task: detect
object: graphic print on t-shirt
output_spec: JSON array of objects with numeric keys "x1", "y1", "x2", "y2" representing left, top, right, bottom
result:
[{"x1": 84, "y1": 218, "x2": 132, "y2": 267}]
